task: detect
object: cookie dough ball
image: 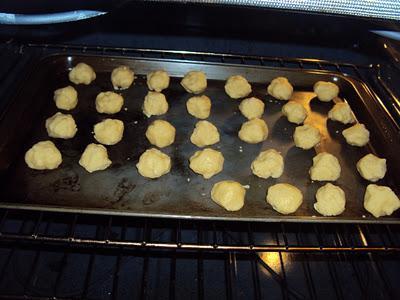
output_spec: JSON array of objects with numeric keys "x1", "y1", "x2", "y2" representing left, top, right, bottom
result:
[
  {"x1": 69, "y1": 62, "x2": 96, "y2": 85},
  {"x1": 342, "y1": 123, "x2": 370, "y2": 147},
  {"x1": 143, "y1": 91, "x2": 169, "y2": 117},
  {"x1": 328, "y1": 102, "x2": 355, "y2": 124},
  {"x1": 238, "y1": 118, "x2": 268, "y2": 144},
  {"x1": 45, "y1": 112, "x2": 77, "y2": 139},
  {"x1": 224, "y1": 75, "x2": 252, "y2": 99},
  {"x1": 314, "y1": 183, "x2": 346, "y2": 216},
  {"x1": 186, "y1": 95, "x2": 211, "y2": 119},
  {"x1": 181, "y1": 71, "x2": 207, "y2": 94},
  {"x1": 266, "y1": 183, "x2": 303, "y2": 215},
  {"x1": 54, "y1": 86, "x2": 78, "y2": 110},
  {"x1": 309, "y1": 152, "x2": 341, "y2": 181},
  {"x1": 211, "y1": 180, "x2": 246, "y2": 211},
  {"x1": 293, "y1": 124, "x2": 321, "y2": 149},
  {"x1": 267, "y1": 77, "x2": 293, "y2": 101},
  {"x1": 147, "y1": 70, "x2": 170, "y2": 92},
  {"x1": 25, "y1": 141, "x2": 62, "y2": 170},
  {"x1": 251, "y1": 149, "x2": 284, "y2": 179},
  {"x1": 95, "y1": 91, "x2": 124, "y2": 114},
  {"x1": 94, "y1": 119, "x2": 124, "y2": 145},
  {"x1": 79, "y1": 143, "x2": 112, "y2": 173},
  {"x1": 357, "y1": 154, "x2": 387, "y2": 182},
  {"x1": 111, "y1": 66, "x2": 134, "y2": 90},
  {"x1": 136, "y1": 148, "x2": 171, "y2": 179},
  {"x1": 239, "y1": 97, "x2": 265, "y2": 120},
  {"x1": 189, "y1": 148, "x2": 224, "y2": 179},
  {"x1": 282, "y1": 101, "x2": 307, "y2": 124},
  {"x1": 145, "y1": 120, "x2": 176, "y2": 148},
  {"x1": 190, "y1": 120, "x2": 220, "y2": 147},
  {"x1": 364, "y1": 184, "x2": 400, "y2": 218},
  {"x1": 313, "y1": 81, "x2": 339, "y2": 102}
]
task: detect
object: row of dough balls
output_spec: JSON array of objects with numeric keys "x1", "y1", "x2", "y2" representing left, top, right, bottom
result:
[{"x1": 211, "y1": 180, "x2": 400, "y2": 219}]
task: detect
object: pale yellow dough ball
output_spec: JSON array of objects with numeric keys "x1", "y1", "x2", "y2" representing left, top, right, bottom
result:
[
  {"x1": 267, "y1": 77, "x2": 293, "y2": 101},
  {"x1": 45, "y1": 112, "x2": 77, "y2": 139},
  {"x1": 238, "y1": 118, "x2": 268, "y2": 144},
  {"x1": 189, "y1": 148, "x2": 224, "y2": 179},
  {"x1": 95, "y1": 91, "x2": 124, "y2": 114},
  {"x1": 181, "y1": 71, "x2": 207, "y2": 94},
  {"x1": 145, "y1": 120, "x2": 176, "y2": 148},
  {"x1": 314, "y1": 183, "x2": 346, "y2": 216},
  {"x1": 251, "y1": 149, "x2": 284, "y2": 179},
  {"x1": 357, "y1": 153, "x2": 386, "y2": 182},
  {"x1": 136, "y1": 148, "x2": 171, "y2": 179},
  {"x1": 211, "y1": 180, "x2": 246, "y2": 211},
  {"x1": 309, "y1": 152, "x2": 341, "y2": 181},
  {"x1": 94, "y1": 119, "x2": 124, "y2": 145},
  {"x1": 239, "y1": 97, "x2": 265, "y2": 120},
  {"x1": 364, "y1": 184, "x2": 400, "y2": 218},
  {"x1": 282, "y1": 101, "x2": 307, "y2": 124},
  {"x1": 186, "y1": 95, "x2": 211, "y2": 119},
  {"x1": 147, "y1": 70, "x2": 170, "y2": 92},
  {"x1": 143, "y1": 91, "x2": 169, "y2": 118},
  {"x1": 342, "y1": 123, "x2": 370, "y2": 147},
  {"x1": 54, "y1": 86, "x2": 78, "y2": 110},
  {"x1": 25, "y1": 140, "x2": 62, "y2": 170},
  {"x1": 69, "y1": 62, "x2": 96, "y2": 85},
  {"x1": 266, "y1": 183, "x2": 303, "y2": 214},
  {"x1": 293, "y1": 124, "x2": 321, "y2": 149},
  {"x1": 313, "y1": 81, "x2": 339, "y2": 102},
  {"x1": 224, "y1": 75, "x2": 252, "y2": 99},
  {"x1": 328, "y1": 102, "x2": 355, "y2": 124},
  {"x1": 190, "y1": 120, "x2": 220, "y2": 147},
  {"x1": 111, "y1": 66, "x2": 134, "y2": 90},
  {"x1": 79, "y1": 143, "x2": 112, "y2": 173}
]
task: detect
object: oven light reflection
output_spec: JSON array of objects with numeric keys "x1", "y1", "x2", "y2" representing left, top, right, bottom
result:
[{"x1": 259, "y1": 252, "x2": 282, "y2": 272}]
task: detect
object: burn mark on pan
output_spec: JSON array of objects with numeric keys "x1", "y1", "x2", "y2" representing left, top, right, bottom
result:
[
  {"x1": 112, "y1": 178, "x2": 136, "y2": 205},
  {"x1": 50, "y1": 171, "x2": 80, "y2": 192}
]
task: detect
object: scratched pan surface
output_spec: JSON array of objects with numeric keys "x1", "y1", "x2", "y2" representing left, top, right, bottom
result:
[{"x1": 0, "y1": 54, "x2": 399, "y2": 223}]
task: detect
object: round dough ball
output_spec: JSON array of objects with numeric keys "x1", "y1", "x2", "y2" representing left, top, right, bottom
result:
[
  {"x1": 267, "y1": 77, "x2": 293, "y2": 101},
  {"x1": 79, "y1": 143, "x2": 112, "y2": 173},
  {"x1": 314, "y1": 183, "x2": 346, "y2": 216},
  {"x1": 266, "y1": 183, "x2": 303, "y2": 214},
  {"x1": 45, "y1": 112, "x2": 77, "y2": 139},
  {"x1": 181, "y1": 71, "x2": 207, "y2": 94},
  {"x1": 190, "y1": 120, "x2": 220, "y2": 147},
  {"x1": 328, "y1": 102, "x2": 355, "y2": 124},
  {"x1": 143, "y1": 91, "x2": 169, "y2": 117},
  {"x1": 145, "y1": 120, "x2": 176, "y2": 148},
  {"x1": 69, "y1": 62, "x2": 96, "y2": 85},
  {"x1": 94, "y1": 119, "x2": 124, "y2": 145},
  {"x1": 251, "y1": 149, "x2": 284, "y2": 179},
  {"x1": 364, "y1": 184, "x2": 400, "y2": 218},
  {"x1": 25, "y1": 140, "x2": 62, "y2": 170},
  {"x1": 293, "y1": 124, "x2": 320, "y2": 149},
  {"x1": 342, "y1": 123, "x2": 370, "y2": 147},
  {"x1": 136, "y1": 148, "x2": 171, "y2": 179},
  {"x1": 147, "y1": 70, "x2": 170, "y2": 92},
  {"x1": 189, "y1": 148, "x2": 224, "y2": 179},
  {"x1": 211, "y1": 180, "x2": 246, "y2": 211},
  {"x1": 357, "y1": 153, "x2": 386, "y2": 182},
  {"x1": 224, "y1": 75, "x2": 252, "y2": 99},
  {"x1": 238, "y1": 118, "x2": 268, "y2": 144},
  {"x1": 313, "y1": 81, "x2": 339, "y2": 102},
  {"x1": 111, "y1": 66, "x2": 134, "y2": 90},
  {"x1": 282, "y1": 101, "x2": 307, "y2": 124},
  {"x1": 239, "y1": 97, "x2": 265, "y2": 120},
  {"x1": 95, "y1": 91, "x2": 124, "y2": 114},
  {"x1": 54, "y1": 86, "x2": 78, "y2": 110},
  {"x1": 309, "y1": 152, "x2": 341, "y2": 181},
  {"x1": 186, "y1": 95, "x2": 211, "y2": 119}
]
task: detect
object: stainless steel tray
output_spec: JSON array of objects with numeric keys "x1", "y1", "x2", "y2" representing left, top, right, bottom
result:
[{"x1": 0, "y1": 54, "x2": 399, "y2": 223}]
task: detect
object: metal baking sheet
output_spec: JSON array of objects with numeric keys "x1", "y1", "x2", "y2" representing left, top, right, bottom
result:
[{"x1": 0, "y1": 54, "x2": 399, "y2": 223}]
